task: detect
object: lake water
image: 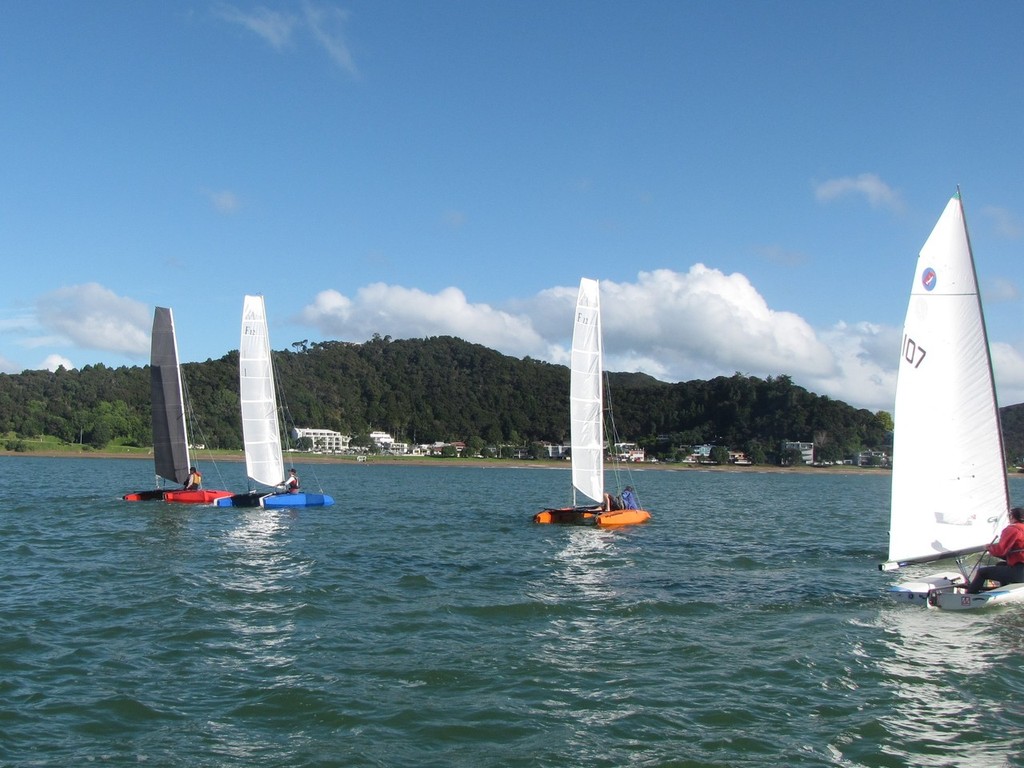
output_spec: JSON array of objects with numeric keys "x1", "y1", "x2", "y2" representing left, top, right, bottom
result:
[{"x1": 2, "y1": 456, "x2": 1024, "y2": 767}]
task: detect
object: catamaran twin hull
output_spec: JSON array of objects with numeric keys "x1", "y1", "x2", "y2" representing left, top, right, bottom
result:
[{"x1": 533, "y1": 506, "x2": 651, "y2": 526}]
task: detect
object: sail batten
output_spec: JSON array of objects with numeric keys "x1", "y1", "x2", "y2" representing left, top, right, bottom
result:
[
  {"x1": 570, "y1": 278, "x2": 604, "y2": 505},
  {"x1": 887, "y1": 194, "x2": 1008, "y2": 567},
  {"x1": 150, "y1": 307, "x2": 190, "y2": 485},
  {"x1": 239, "y1": 295, "x2": 285, "y2": 488}
]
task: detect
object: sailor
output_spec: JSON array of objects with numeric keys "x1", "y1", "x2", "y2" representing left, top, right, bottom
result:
[
  {"x1": 967, "y1": 506, "x2": 1024, "y2": 593},
  {"x1": 621, "y1": 486, "x2": 639, "y2": 510},
  {"x1": 283, "y1": 468, "x2": 300, "y2": 494},
  {"x1": 184, "y1": 466, "x2": 202, "y2": 490}
]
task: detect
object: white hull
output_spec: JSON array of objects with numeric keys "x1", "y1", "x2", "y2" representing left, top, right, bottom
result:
[
  {"x1": 930, "y1": 582, "x2": 1024, "y2": 611},
  {"x1": 887, "y1": 572, "x2": 964, "y2": 604}
]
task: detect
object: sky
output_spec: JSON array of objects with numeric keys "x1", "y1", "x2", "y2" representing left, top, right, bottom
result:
[{"x1": 2, "y1": 1, "x2": 1024, "y2": 414}]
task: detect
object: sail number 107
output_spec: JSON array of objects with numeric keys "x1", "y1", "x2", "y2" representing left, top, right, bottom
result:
[{"x1": 903, "y1": 335, "x2": 926, "y2": 368}]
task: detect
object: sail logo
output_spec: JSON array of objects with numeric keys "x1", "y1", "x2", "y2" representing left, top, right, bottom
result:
[{"x1": 921, "y1": 267, "x2": 937, "y2": 291}]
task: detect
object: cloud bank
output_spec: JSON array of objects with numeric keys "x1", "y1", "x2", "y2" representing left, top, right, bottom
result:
[
  {"x1": 297, "y1": 265, "x2": 924, "y2": 411},
  {"x1": 35, "y1": 284, "x2": 150, "y2": 358},
  {"x1": 12, "y1": 267, "x2": 1024, "y2": 414}
]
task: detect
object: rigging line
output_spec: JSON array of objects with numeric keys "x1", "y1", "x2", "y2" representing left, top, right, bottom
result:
[
  {"x1": 270, "y1": 348, "x2": 327, "y2": 493},
  {"x1": 603, "y1": 372, "x2": 642, "y2": 506},
  {"x1": 179, "y1": 370, "x2": 230, "y2": 489}
]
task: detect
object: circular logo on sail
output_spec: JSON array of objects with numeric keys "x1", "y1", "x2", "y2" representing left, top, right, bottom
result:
[{"x1": 921, "y1": 267, "x2": 937, "y2": 291}]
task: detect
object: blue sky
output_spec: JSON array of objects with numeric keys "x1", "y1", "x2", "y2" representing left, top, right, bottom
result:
[{"x1": 2, "y1": 1, "x2": 1023, "y2": 413}]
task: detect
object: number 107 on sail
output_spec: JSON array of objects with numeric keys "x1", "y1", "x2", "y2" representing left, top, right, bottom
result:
[{"x1": 902, "y1": 335, "x2": 926, "y2": 368}]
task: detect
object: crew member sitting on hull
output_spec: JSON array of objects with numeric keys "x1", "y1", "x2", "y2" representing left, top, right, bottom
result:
[
  {"x1": 281, "y1": 468, "x2": 300, "y2": 494},
  {"x1": 967, "y1": 506, "x2": 1024, "y2": 593},
  {"x1": 184, "y1": 466, "x2": 202, "y2": 490},
  {"x1": 621, "y1": 486, "x2": 638, "y2": 509}
]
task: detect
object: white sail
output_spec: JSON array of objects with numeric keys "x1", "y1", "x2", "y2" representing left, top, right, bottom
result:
[
  {"x1": 570, "y1": 278, "x2": 604, "y2": 506},
  {"x1": 239, "y1": 295, "x2": 285, "y2": 488},
  {"x1": 885, "y1": 193, "x2": 1008, "y2": 568}
]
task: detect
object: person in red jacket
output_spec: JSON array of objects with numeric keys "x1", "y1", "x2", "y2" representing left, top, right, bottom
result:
[
  {"x1": 282, "y1": 468, "x2": 299, "y2": 494},
  {"x1": 967, "y1": 506, "x2": 1024, "y2": 593}
]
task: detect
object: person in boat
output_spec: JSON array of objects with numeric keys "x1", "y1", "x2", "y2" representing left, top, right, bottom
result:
[
  {"x1": 184, "y1": 466, "x2": 202, "y2": 490},
  {"x1": 282, "y1": 468, "x2": 300, "y2": 494},
  {"x1": 621, "y1": 486, "x2": 638, "y2": 510},
  {"x1": 966, "y1": 506, "x2": 1024, "y2": 593},
  {"x1": 603, "y1": 492, "x2": 621, "y2": 511}
]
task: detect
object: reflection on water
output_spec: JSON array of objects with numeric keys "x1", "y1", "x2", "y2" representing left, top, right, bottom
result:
[
  {"x1": 874, "y1": 605, "x2": 1022, "y2": 766},
  {"x1": 525, "y1": 528, "x2": 640, "y2": 761},
  {"x1": 216, "y1": 509, "x2": 310, "y2": 687}
]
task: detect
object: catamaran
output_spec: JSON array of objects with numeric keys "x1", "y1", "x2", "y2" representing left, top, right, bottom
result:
[
  {"x1": 534, "y1": 278, "x2": 650, "y2": 527},
  {"x1": 123, "y1": 307, "x2": 232, "y2": 504},
  {"x1": 216, "y1": 295, "x2": 334, "y2": 509},
  {"x1": 881, "y1": 191, "x2": 1021, "y2": 610}
]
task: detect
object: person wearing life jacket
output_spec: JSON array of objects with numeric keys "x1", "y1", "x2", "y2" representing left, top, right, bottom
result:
[
  {"x1": 282, "y1": 468, "x2": 300, "y2": 494},
  {"x1": 621, "y1": 486, "x2": 639, "y2": 510},
  {"x1": 967, "y1": 506, "x2": 1024, "y2": 593},
  {"x1": 184, "y1": 466, "x2": 202, "y2": 490}
]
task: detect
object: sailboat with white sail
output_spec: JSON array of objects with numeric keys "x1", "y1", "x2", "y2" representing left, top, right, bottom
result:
[
  {"x1": 882, "y1": 191, "x2": 1022, "y2": 610},
  {"x1": 534, "y1": 278, "x2": 651, "y2": 527},
  {"x1": 124, "y1": 307, "x2": 232, "y2": 504},
  {"x1": 216, "y1": 295, "x2": 334, "y2": 509}
]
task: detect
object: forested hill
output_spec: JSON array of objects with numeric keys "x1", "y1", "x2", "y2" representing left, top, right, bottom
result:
[{"x1": 0, "y1": 333, "x2": 1000, "y2": 463}]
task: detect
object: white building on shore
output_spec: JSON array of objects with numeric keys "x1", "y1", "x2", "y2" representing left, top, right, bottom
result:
[{"x1": 291, "y1": 427, "x2": 351, "y2": 454}]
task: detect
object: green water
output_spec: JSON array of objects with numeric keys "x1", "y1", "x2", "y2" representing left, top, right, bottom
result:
[{"x1": 2, "y1": 456, "x2": 1023, "y2": 767}]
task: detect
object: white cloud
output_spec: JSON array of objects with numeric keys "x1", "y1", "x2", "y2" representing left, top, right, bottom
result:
[
  {"x1": 303, "y1": 2, "x2": 358, "y2": 77},
  {"x1": 300, "y1": 284, "x2": 554, "y2": 359},
  {"x1": 216, "y1": 4, "x2": 297, "y2": 49},
  {"x1": 594, "y1": 266, "x2": 837, "y2": 381},
  {"x1": 806, "y1": 321, "x2": 900, "y2": 413},
  {"x1": 216, "y1": 2, "x2": 357, "y2": 76},
  {"x1": 992, "y1": 342, "x2": 1024, "y2": 409},
  {"x1": 0, "y1": 353, "x2": 20, "y2": 374},
  {"x1": 205, "y1": 189, "x2": 241, "y2": 214},
  {"x1": 36, "y1": 284, "x2": 150, "y2": 358},
  {"x1": 814, "y1": 173, "x2": 903, "y2": 212},
  {"x1": 298, "y1": 266, "x2": 908, "y2": 411},
  {"x1": 41, "y1": 354, "x2": 75, "y2": 372}
]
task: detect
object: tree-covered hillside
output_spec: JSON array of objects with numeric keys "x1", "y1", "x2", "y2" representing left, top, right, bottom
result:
[{"x1": 0, "y1": 334, "x2": 934, "y2": 463}]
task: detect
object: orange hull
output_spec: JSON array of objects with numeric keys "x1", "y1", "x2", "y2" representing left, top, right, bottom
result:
[
  {"x1": 533, "y1": 506, "x2": 651, "y2": 526},
  {"x1": 533, "y1": 507, "x2": 600, "y2": 525},
  {"x1": 595, "y1": 508, "x2": 651, "y2": 527}
]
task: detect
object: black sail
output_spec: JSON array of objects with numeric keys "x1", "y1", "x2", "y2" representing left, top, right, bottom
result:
[{"x1": 150, "y1": 307, "x2": 190, "y2": 485}]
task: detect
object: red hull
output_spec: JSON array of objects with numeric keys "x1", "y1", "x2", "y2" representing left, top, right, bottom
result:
[{"x1": 163, "y1": 489, "x2": 233, "y2": 504}]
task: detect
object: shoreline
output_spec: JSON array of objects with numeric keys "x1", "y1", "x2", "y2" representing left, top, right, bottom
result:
[{"x1": 0, "y1": 448, "x2": 893, "y2": 475}]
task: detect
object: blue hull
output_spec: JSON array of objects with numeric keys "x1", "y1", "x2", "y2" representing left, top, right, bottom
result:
[
  {"x1": 262, "y1": 492, "x2": 334, "y2": 508},
  {"x1": 214, "y1": 492, "x2": 334, "y2": 508}
]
